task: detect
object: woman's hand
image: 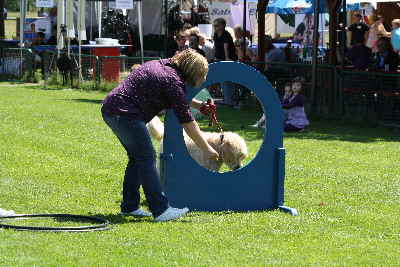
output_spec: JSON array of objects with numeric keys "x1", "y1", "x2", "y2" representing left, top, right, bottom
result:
[
  {"x1": 206, "y1": 147, "x2": 219, "y2": 161},
  {"x1": 182, "y1": 121, "x2": 219, "y2": 160}
]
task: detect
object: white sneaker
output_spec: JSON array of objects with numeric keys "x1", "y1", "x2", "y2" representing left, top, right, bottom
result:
[
  {"x1": 0, "y1": 208, "x2": 15, "y2": 217},
  {"x1": 250, "y1": 123, "x2": 259, "y2": 128},
  {"x1": 120, "y1": 208, "x2": 152, "y2": 217},
  {"x1": 154, "y1": 207, "x2": 189, "y2": 222}
]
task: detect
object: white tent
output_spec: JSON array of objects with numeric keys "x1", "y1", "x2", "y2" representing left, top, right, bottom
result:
[{"x1": 127, "y1": 0, "x2": 163, "y2": 36}]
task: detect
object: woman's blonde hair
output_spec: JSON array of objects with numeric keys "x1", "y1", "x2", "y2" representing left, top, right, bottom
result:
[{"x1": 171, "y1": 49, "x2": 209, "y2": 88}]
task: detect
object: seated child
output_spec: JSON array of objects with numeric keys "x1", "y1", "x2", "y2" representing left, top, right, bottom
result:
[
  {"x1": 282, "y1": 77, "x2": 309, "y2": 132},
  {"x1": 251, "y1": 82, "x2": 292, "y2": 129}
]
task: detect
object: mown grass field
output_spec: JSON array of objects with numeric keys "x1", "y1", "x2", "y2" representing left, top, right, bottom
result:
[{"x1": 0, "y1": 82, "x2": 399, "y2": 266}]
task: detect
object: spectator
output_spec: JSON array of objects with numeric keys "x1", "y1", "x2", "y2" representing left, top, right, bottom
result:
[
  {"x1": 264, "y1": 35, "x2": 286, "y2": 71},
  {"x1": 47, "y1": 26, "x2": 58, "y2": 45},
  {"x1": 375, "y1": 37, "x2": 399, "y2": 72},
  {"x1": 392, "y1": 19, "x2": 400, "y2": 31},
  {"x1": 346, "y1": 40, "x2": 372, "y2": 70},
  {"x1": 213, "y1": 18, "x2": 237, "y2": 106},
  {"x1": 233, "y1": 25, "x2": 250, "y2": 47},
  {"x1": 198, "y1": 33, "x2": 214, "y2": 62},
  {"x1": 392, "y1": 19, "x2": 400, "y2": 52},
  {"x1": 235, "y1": 38, "x2": 253, "y2": 62},
  {"x1": 3, "y1": 7, "x2": 7, "y2": 20},
  {"x1": 348, "y1": 13, "x2": 369, "y2": 46},
  {"x1": 213, "y1": 18, "x2": 237, "y2": 61},
  {"x1": 283, "y1": 40, "x2": 297, "y2": 63},
  {"x1": 189, "y1": 33, "x2": 206, "y2": 58},
  {"x1": 282, "y1": 77, "x2": 309, "y2": 132},
  {"x1": 367, "y1": 15, "x2": 390, "y2": 52},
  {"x1": 167, "y1": 31, "x2": 188, "y2": 57},
  {"x1": 33, "y1": 32, "x2": 46, "y2": 46}
]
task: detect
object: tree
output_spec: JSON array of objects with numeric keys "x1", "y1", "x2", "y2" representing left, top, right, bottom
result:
[
  {"x1": 256, "y1": 0, "x2": 269, "y2": 65},
  {"x1": 0, "y1": 0, "x2": 5, "y2": 39}
]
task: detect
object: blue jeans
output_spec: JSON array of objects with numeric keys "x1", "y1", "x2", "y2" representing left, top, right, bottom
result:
[{"x1": 102, "y1": 112, "x2": 169, "y2": 217}]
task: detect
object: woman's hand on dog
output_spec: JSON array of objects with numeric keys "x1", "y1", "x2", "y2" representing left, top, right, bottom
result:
[{"x1": 206, "y1": 147, "x2": 220, "y2": 161}]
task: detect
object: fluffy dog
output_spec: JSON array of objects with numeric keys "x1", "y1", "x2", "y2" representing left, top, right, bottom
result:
[{"x1": 147, "y1": 116, "x2": 248, "y2": 172}]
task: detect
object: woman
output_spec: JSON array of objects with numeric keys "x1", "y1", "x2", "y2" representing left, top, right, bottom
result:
[
  {"x1": 374, "y1": 37, "x2": 399, "y2": 72},
  {"x1": 213, "y1": 18, "x2": 237, "y2": 61},
  {"x1": 102, "y1": 49, "x2": 219, "y2": 222},
  {"x1": 367, "y1": 15, "x2": 390, "y2": 52},
  {"x1": 189, "y1": 33, "x2": 206, "y2": 58}
]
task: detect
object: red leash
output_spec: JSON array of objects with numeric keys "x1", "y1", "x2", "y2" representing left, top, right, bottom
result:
[{"x1": 199, "y1": 99, "x2": 223, "y2": 133}]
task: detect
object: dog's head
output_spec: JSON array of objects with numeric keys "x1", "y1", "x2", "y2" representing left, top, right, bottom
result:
[{"x1": 219, "y1": 133, "x2": 248, "y2": 170}]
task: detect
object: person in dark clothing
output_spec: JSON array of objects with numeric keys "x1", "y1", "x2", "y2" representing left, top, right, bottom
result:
[
  {"x1": 189, "y1": 33, "x2": 206, "y2": 58},
  {"x1": 375, "y1": 37, "x2": 399, "y2": 72},
  {"x1": 348, "y1": 13, "x2": 369, "y2": 46},
  {"x1": 346, "y1": 41, "x2": 372, "y2": 70},
  {"x1": 47, "y1": 26, "x2": 58, "y2": 45},
  {"x1": 212, "y1": 18, "x2": 237, "y2": 61},
  {"x1": 167, "y1": 31, "x2": 188, "y2": 57}
]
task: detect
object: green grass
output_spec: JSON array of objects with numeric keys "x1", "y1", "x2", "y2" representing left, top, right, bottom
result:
[{"x1": 0, "y1": 82, "x2": 399, "y2": 266}]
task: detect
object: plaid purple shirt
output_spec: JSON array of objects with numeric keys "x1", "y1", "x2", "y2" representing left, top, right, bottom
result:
[{"x1": 101, "y1": 59, "x2": 194, "y2": 123}]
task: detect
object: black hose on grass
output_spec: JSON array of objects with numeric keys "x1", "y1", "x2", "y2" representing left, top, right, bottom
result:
[{"x1": 0, "y1": 214, "x2": 111, "y2": 232}]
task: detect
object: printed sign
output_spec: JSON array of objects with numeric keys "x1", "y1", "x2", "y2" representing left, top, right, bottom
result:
[
  {"x1": 209, "y1": 0, "x2": 257, "y2": 34},
  {"x1": 36, "y1": 0, "x2": 54, "y2": 8},
  {"x1": 116, "y1": 0, "x2": 133, "y2": 9}
]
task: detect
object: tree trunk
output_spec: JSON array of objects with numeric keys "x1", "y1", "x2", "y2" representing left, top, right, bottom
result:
[
  {"x1": 328, "y1": 9, "x2": 338, "y2": 65},
  {"x1": 256, "y1": 0, "x2": 268, "y2": 70},
  {"x1": 0, "y1": 0, "x2": 5, "y2": 39}
]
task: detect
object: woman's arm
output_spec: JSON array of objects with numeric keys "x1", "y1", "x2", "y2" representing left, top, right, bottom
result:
[
  {"x1": 190, "y1": 99, "x2": 203, "y2": 110},
  {"x1": 182, "y1": 121, "x2": 219, "y2": 160},
  {"x1": 190, "y1": 98, "x2": 215, "y2": 110},
  {"x1": 224, "y1": 43, "x2": 232, "y2": 61}
]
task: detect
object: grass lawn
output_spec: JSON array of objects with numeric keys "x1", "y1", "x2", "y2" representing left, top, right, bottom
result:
[{"x1": 0, "y1": 82, "x2": 399, "y2": 266}]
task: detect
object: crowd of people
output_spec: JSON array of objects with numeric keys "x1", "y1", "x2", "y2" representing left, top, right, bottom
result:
[
  {"x1": 167, "y1": 18, "x2": 293, "y2": 68},
  {"x1": 346, "y1": 13, "x2": 400, "y2": 72}
]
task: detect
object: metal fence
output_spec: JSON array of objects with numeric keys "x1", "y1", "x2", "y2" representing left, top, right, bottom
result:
[
  {"x1": 1, "y1": 47, "x2": 399, "y2": 123},
  {"x1": 0, "y1": 48, "x2": 35, "y2": 81},
  {"x1": 250, "y1": 61, "x2": 400, "y2": 123},
  {"x1": 41, "y1": 50, "x2": 160, "y2": 89}
]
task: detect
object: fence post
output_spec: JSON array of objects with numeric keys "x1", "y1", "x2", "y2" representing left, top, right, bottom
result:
[
  {"x1": 43, "y1": 51, "x2": 48, "y2": 89},
  {"x1": 26, "y1": 49, "x2": 34, "y2": 82},
  {"x1": 337, "y1": 68, "x2": 344, "y2": 115},
  {"x1": 96, "y1": 56, "x2": 101, "y2": 89}
]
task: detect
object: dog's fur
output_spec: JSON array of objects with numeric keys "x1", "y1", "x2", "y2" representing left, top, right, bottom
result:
[{"x1": 147, "y1": 116, "x2": 248, "y2": 172}]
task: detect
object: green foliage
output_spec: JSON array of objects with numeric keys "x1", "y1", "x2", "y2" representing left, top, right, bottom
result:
[
  {"x1": 0, "y1": 82, "x2": 399, "y2": 266},
  {"x1": 6, "y1": 0, "x2": 38, "y2": 12},
  {"x1": 21, "y1": 69, "x2": 41, "y2": 83}
]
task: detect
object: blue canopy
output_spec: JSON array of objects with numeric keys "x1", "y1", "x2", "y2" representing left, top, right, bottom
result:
[{"x1": 266, "y1": 0, "x2": 359, "y2": 14}]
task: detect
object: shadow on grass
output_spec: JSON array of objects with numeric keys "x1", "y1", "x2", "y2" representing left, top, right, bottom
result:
[
  {"x1": 70, "y1": 98, "x2": 103, "y2": 104},
  {"x1": 285, "y1": 120, "x2": 399, "y2": 143},
  {"x1": 216, "y1": 106, "x2": 399, "y2": 143},
  {"x1": 88, "y1": 214, "x2": 150, "y2": 224}
]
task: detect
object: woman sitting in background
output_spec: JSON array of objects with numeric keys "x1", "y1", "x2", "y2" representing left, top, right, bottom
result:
[{"x1": 374, "y1": 37, "x2": 399, "y2": 72}]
